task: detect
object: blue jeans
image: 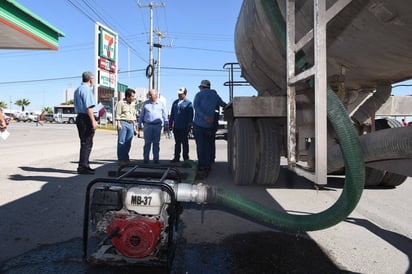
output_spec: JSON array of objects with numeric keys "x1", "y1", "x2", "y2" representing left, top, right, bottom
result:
[
  {"x1": 193, "y1": 124, "x2": 214, "y2": 169},
  {"x1": 143, "y1": 123, "x2": 162, "y2": 161},
  {"x1": 117, "y1": 121, "x2": 134, "y2": 161}
]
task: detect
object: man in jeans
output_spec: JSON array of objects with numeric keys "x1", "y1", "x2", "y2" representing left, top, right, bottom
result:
[
  {"x1": 169, "y1": 87, "x2": 194, "y2": 163},
  {"x1": 73, "y1": 71, "x2": 98, "y2": 174},
  {"x1": 115, "y1": 88, "x2": 137, "y2": 166},
  {"x1": 193, "y1": 80, "x2": 226, "y2": 179},
  {"x1": 138, "y1": 89, "x2": 168, "y2": 164}
]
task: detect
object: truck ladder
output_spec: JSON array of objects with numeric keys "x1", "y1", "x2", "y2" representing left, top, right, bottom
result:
[{"x1": 286, "y1": 0, "x2": 352, "y2": 184}]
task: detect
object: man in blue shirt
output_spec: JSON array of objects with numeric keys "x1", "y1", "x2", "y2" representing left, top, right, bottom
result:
[
  {"x1": 193, "y1": 80, "x2": 226, "y2": 178},
  {"x1": 169, "y1": 87, "x2": 194, "y2": 163},
  {"x1": 138, "y1": 89, "x2": 168, "y2": 164},
  {"x1": 73, "y1": 71, "x2": 98, "y2": 174}
]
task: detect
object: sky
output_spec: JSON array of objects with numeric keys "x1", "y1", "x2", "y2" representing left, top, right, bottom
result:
[
  {"x1": 1, "y1": 0, "x2": 411, "y2": 113},
  {"x1": 0, "y1": 0, "x2": 253, "y2": 113}
]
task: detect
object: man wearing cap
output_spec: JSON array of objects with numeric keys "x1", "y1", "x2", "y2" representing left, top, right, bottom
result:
[
  {"x1": 74, "y1": 71, "x2": 98, "y2": 175},
  {"x1": 138, "y1": 89, "x2": 168, "y2": 164},
  {"x1": 169, "y1": 87, "x2": 194, "y2": 163},
  {"x1": 193, "y1": 80, "x2": 226, "y2": 178}
]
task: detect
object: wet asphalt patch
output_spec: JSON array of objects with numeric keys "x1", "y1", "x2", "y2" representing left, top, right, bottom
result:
[{"x1": 1, "y1": 231, "x2": 349, "y2": 273}]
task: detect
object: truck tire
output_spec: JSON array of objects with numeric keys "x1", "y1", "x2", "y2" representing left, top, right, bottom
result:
[
  {"x1": 69, "y1": 118, "x2": 75, "y2": 124},
  {"x1": 364, "y1": 167, "x2": 385, "y2": 187},
  {"x1": 254, "y1": 118, "x2": 280, "y2": 185},
  {"x1": 231, "y1": 118, "x2": 256, "y2": 185},
  {"x1": 380, "y1": 172, "x2": 407, "y2": 187},
  {"x1": 370, "y1": 118, "x2": 407, "y2": 187}
]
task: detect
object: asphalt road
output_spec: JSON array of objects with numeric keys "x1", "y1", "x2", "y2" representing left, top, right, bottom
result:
[{"x1": 0, "y1": 122, "x2": 411, "y2": 273}]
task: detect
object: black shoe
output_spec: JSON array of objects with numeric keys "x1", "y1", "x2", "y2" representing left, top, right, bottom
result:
[
  {"x1": 195, "y1": 168, "x2": 209, "y2": 180},
  {"x1": 170, "y1": 158, "x2": 179, "y2": 163},
  {"x1": 77, "y1": 167, "x2": 95, "y2": 175},
  {"x1": 195, "y1": 171, "x2": 207, "y2": 180},
  {"x1": 154, "y1": 160, "x2": 159, "y2": 164},
  {"x1": 118, "y1": 160, "x2": 131, "y2": 166},
  {"x1": 87, "y1": 166, "x2": 95, "y2": 172},
  {"x1": 143, "y1": 160, "x2": 149, "y2": 164}
]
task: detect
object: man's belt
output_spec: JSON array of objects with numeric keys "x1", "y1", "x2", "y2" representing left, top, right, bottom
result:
[{"x1": 121, "y1": 120, "x2": 134, "y2": 123}]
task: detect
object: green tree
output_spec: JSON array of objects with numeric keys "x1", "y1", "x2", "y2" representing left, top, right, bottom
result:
[
  {"x1": 61, "y1": 99, "x2": 74, "y2": 105},
  {"x1": 0, "y1": 101, "x2": 7, "y2": 109},
  {"x1": 15, "y1": 99, "x2": 31, "y2": 111},
  {"x1": 41, "y1": 106, "x2": 53, "y2": 114}
]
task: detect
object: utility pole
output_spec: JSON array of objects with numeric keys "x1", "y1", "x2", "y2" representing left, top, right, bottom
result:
[
  {"x1": 137, "y1": 1, "x2": 165, "y2": 92},
  {"x1": 153, "y1": 30, "x2": 172, "y2": 97}
]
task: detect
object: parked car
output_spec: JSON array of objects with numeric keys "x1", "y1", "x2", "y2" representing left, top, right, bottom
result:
[
  {"x1": 14, "y1": 111, "x2": 38, "y2": 122},
  {"x1": 3, "y1": 114, "x2": 10, "y2": 125},
  {"x1": 43, "y1": 114, "x2": 55, "y2": 123},
  {"x1": 27, "y1": 112, "x2": 38, "y2": 122},
  {"x1": 14, "y1": 112, "x2": 28, "y2": 122},
  {"x1": 215, "y1": 118, "x2": 228, "y2": 139},
  {"x1": 106, "y1": 111, "x2": 113, "y2": 123}
]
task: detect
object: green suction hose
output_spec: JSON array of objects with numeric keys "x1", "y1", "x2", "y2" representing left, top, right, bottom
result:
[
  {"x1": 208, "y1": 0, "x2": 365, "y2": 231},
  {"x1": 212, "y1": 88, "x2": 364, "y2": 231}
]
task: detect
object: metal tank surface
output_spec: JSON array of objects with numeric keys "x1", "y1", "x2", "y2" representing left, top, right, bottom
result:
[{"x1": 235, "y1": 0, "x2": 412, "y2": 96}]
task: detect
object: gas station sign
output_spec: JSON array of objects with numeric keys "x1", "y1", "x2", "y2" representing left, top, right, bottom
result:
[
  {"x1": 95, "y1": 23, "x2": 118, "y2": 103},
  {"x1": 99, "y1": 57, "x2": 116, "y2": 72},
  {"x1": 99, "y1": 27, "x2": 116, "y2": 61},
  {"x1": 98, "y1": 69, "x2": 116, "y2": 89}
]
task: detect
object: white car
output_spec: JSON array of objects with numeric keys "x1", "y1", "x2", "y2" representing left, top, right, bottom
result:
[
  {"x1": 215, "y1": 119, "x2": 228, "y2": 139},
  {"x1": 27, "y1": 112, "x2": 39, "y2": 122},
  {"x1": 14, "y1": 112, "x2": 28, "y2": 122},
  {"x1": 106, "y1": 112, "x2": 113, "y2": 123}
]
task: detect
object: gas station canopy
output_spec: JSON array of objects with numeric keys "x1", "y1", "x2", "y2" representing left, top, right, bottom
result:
[{"x1": 0, "y1": 0, "x2": 64, "y2": 50}]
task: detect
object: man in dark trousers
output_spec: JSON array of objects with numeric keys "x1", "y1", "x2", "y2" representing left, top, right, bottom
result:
[
  {"x1": 74, "y1": 71, "x2": 98, "y2": 174},
  {"x1": 193, "y1": 80, "x2": 226, "y2": 179},
  {"x1": 169, "y1": 87, "x2": 194, "y2": 163}
]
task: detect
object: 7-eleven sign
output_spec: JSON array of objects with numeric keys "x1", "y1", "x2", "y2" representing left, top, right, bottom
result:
[{"x1": 99, "y1": 27, "x2": 117, "y2": 61}]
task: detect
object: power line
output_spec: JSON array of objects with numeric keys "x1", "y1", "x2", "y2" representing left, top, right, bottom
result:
[
  {"x1": 66, "y1": 0, "x2": 148, "y2": 63},
  {"x1": 173, "y1": 46, "x2": 233, "y2": 54},
  {"x1": 0, "y1": 66, "x2": 224, "y2": 86}
]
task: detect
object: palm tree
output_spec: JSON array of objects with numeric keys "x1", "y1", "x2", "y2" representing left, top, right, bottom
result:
[
  {"x1": 15, "y1": 99, "x2": 30, "y2": 111},
  {"x1": 0, "y1": 101, "x2": 7, "y2": 109},
  {"x1": 41, "y1": 106, "x2": 53, "y2": 114}
]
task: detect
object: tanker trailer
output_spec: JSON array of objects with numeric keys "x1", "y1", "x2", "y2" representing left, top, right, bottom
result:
[{"x1": 225, "y1": 0, "x2": 412, "y2": 186}]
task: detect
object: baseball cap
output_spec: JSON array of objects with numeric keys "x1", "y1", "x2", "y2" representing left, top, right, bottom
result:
[
  {"x1": 177, "y1": 87, "x2": 187, "y2": 94},
  {"x1": 199, "y1": 80, "x2": 211, "y2": 88}
]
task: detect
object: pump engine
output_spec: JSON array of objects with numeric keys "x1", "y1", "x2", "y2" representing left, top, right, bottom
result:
[{"x1": 83, "y1": 179, "x2": 179, "y2": 267}]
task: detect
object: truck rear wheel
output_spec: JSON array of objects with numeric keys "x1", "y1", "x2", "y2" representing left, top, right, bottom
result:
[
  {"x1": 254, "y1": 118, "x2": 280, "y2": 185},
  {"x1": 380, "y1": 172, "x2": 407, "y2": 187},
  {"x1": 364, "y1": 167, "x2": 385, "y2": 187},
  {"x1": 231, "y1": 118, "x2": 256, "y2": 185},
  {"x1": 368, "y1": 118, "x2": 407, "y2": 187}
]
